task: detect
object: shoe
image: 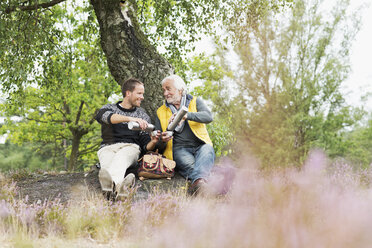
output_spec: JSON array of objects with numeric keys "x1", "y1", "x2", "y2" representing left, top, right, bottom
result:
[
  {"x1": 115, "y1": 173, "x2": 135, "y2": 201},
  {"x1": 189, "y1": 178, "x2": 207, "y2": 196},
  {"x1": 99, "y1": 169, "x2": 113, "y2": 192}
]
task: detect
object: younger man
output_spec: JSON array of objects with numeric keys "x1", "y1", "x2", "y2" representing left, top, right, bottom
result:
[{"x1": 95, "y1": 78, "x2": 159, "y2": 200}]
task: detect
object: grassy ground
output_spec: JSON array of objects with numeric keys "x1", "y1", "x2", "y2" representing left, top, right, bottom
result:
[{"x1": 1, "y1": 150, "x2": 372, "y2": 247}]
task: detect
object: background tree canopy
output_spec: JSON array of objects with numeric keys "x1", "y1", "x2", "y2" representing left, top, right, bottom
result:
[
  {"x1": 1, "y1": 1, "x2": 119, "y2": 170},
  {"x1": 189, "y1": 0, "x2": 371, "y2": 168}
]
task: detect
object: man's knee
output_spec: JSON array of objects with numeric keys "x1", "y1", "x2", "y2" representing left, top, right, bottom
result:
[{"x1": 199, "y1": 144, "x2": 215, "y2": 160}]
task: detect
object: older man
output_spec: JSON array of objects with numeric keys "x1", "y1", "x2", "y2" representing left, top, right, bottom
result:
[
  {"x1": 95, "y1": 78, "x2": 160, "y2": 200},
  {"x1": 155, "y1": 75, "x2": 215, "y2": 195}
]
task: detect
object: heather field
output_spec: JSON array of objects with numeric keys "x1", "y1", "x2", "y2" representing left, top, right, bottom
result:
[{"x1": 0, "y1": 150, "x2": 372, "y2": 248}]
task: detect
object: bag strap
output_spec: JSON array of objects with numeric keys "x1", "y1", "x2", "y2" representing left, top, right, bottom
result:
[
  {"x1": 147, "y1": 149, "x2": 159, "y2": 155},
  {"x1": 138, "y1": 149, "x2": 161, "y2": 162}
]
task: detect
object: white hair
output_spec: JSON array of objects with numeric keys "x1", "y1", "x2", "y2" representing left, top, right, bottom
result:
[{"x1": 161, "y1": 74, "x2": 187, "y2": 95}]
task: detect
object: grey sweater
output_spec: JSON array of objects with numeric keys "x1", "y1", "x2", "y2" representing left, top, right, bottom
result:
[{"x1": 95, "y1": 101, "x2": 152, "y2": 153}]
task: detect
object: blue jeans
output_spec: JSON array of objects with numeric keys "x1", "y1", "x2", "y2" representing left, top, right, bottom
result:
[{"x1": 173, "y1": 144, "x2": 215, "y2": 184}]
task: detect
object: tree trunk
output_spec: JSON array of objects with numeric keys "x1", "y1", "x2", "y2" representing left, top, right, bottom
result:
[
  {"x1": 90, "y1": 0, "x2": 173, "y2": 121},
  {"x1": 67, "y1": 129, "x2": 86, "y2": 171}
]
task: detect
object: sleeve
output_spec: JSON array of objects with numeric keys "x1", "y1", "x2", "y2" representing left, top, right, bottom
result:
[
  {"x1": 138, "y1": 107, "x2": 152, "y2": 124},
  {"x1": 139, "y1": 132, "x2": 152, "y2": 153},
  {"x1": 154, "y1": 115, "x2": 162, "y2": 131},
  {"x1": 154, "y1": 114, "x2": 167, "y2": 153},
  {"x1": 186, "y1": 97, "x2": 213, "y2": 124},
  {"x1": 138, "y1": 109, "x2": 154, "y2": 153},
  {"x1": 95, "y1": 105, "x2": 114, "y2": 125}
]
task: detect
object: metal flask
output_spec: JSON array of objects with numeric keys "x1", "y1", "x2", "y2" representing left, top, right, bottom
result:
[
  {"x1": 128, "y1": 122, "x2": 155, "y2": 132},
  {"x1": 167, "y1": 106, "x2": 188, "y2": 131}
]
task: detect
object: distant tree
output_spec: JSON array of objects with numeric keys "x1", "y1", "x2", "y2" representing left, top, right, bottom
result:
[
  {"x1": 189, "y1": 0, "x2": 362, "y2": 167},
  {"x1": 342, "y1": 115, "x2": 372, "y2": 167},
  {"x1": 0, "y1": 142, "x2": 56, "y2": 171}
]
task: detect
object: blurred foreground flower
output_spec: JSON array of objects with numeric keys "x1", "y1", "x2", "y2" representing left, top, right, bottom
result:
[{"x1": 147, "y1": 150, "x2": 372, "y2": 248}]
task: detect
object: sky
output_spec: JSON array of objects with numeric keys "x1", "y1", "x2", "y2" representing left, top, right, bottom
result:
[{"x1": 342, "y1": 0, "x2": 372, "y2": 111}]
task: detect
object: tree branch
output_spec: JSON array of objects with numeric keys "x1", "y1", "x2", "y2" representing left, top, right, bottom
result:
[
  {"x1": 89, "y1": 109, "x2": 99, "y2": 125},
  {"x1": 25, "y1": 117, "x2": 65, "y2": 123},
  {"x1": 78, "y1": 143, "x2": 100, "y2": 155},
  {"x1": 5, "y1": 0, "x2": 66, "y2": 14},
  {"x1": 75, "y1": 101, "x2": 85, "y2": 125}
]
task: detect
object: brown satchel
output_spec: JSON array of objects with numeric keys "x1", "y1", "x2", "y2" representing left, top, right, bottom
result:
[{"x1": 137, "y1": 151, "x2": 176, "y2": 180}]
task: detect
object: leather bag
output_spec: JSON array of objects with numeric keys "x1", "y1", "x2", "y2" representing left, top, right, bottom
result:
[{"x1": 137, "y1": 151, "x2": 176, "y2": 180}]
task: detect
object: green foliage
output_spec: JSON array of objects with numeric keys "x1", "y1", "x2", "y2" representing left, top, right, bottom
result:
[
  {"x1": 341, "y1": 116, "x2": 372, "y2": 168},
  {"x1": 0, "y1": 142, "x2": 57, "y2": 171},
  {"x1": 0, "y1": 0, "x2": 65, "y2": 91},
  {"x1": 0, "y1": 1, "x2": 118, "y2": 171},
  {"x1": 189, "y1": 0, "x2": 363, "y2": 167},
  {"x1": 136, "y1": 0, "x2": 218, "y2": 73},
  {"x1": 135, "y1": 0, "x2": 294, "y2": 75},
  {"x1": 0, "y1": 0, "x2": 295, "y2": 90},
  {"x1": 206, "y1": 120, "x2": 234, "y2": 157},
  {"x1": 189, "y1": 53, "x2": 235, "y2": 157}
]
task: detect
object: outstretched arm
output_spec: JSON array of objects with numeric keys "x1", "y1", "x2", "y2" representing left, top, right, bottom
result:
[
  {"x1": 110, "y1": 114, "x2": 148, "y2": 129},
  {"x1": 187, "y1": 98, "x2": 213, "y2": 124}
]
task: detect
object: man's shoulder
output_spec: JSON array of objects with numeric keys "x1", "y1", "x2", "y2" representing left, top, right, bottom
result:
[
  {"x1": 194, "y1": 96, "x2": 207, "y2": 105},
  {"x1": 135, "y1": 107, "x2": 151, "y2": 120},
  {"x1": 136, "y1": 107, "x2": 148, "y2": 114},
  {"x1": 100, "y1": 102, "x2": 117, "y2": 110}
]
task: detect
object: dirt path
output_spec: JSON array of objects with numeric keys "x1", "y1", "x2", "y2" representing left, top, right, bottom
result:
[{"x1": 13, "y1": 168, "x2": 188, "y2": 203}]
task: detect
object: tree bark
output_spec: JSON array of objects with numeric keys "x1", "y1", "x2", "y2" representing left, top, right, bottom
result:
[
  {"x1": 90, "y1": 0, "x2": 173, "y2": 121},
  {"x1": 68, "y1": 128, "x2": 87, "y2": 171}
]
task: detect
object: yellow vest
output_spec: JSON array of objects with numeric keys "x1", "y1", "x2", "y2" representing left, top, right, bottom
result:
[{"x1": 157, "y1": 97, "x2": 213, "y2": 160}]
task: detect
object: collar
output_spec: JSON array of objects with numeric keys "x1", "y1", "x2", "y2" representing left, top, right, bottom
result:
[
  {"x1": 116, "y1": 101, "x2": 136, "y2": 112},
  {"x1": 165, "y1": 94, "x2": 193, "y2": 108}
]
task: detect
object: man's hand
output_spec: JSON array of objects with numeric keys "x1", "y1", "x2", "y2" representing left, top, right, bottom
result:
[
  {"x1": 168, "y1": 113, "x2": 176, "y2": 125},
  {"x1": 146, "y1": 130, "x2": 161, "y2": 151},
  {"x1": 133, "y1": 117, "x2": 148, "y2": 130},
  {"x1": 177, "y1": 113, "x2": 187, "y2": 126},
  {"x1": 150, "y1": 130, "x2": 161, "y2": 142},
  {"x1": 161, "y1": 131, "x2": 173, "y2": 143},
  {"x1": 169, "y1": 112, "x2": 187, "y2": 123}
]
